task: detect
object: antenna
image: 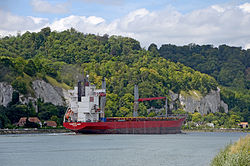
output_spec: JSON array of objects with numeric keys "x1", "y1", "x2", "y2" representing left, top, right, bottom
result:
[{"x1": 82, "y1": 68, "x2": 85, "y2": 81}]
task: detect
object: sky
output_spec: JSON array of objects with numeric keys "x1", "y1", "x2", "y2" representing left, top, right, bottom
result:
[{"x1": 1, "y1": 0, "x2": 250, "y2": 49}]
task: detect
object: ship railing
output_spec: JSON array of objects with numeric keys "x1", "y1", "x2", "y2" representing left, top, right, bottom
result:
[
  {"x1": 165, "y1": 114, "x2": 187, "y2": 118},
  {"x1": 106, "y1": 114, "x2": 187, "y2": 122}
]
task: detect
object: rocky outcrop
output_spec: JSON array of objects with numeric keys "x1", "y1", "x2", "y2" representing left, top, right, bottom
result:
[
  {"x1": 32, "y1": 80, "x2": 65, "y2": 106},
  {"x1": 0, "y1": 82, "x2": 13, "y2": 107},
  {"x1": 62, "y1": 88, "x2": 71, "y2": 106},
  {"x1": 0, "y1": 80, "x2": 68, "y2": 108},
  {"x1": 178, "y1": 88, "x2": 228, "y2": 115}
]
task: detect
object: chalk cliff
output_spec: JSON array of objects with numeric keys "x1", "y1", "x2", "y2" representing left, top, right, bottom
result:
[
  {"x1": 169, "y1": 89, "x2": 228, "y2": 115},
  {"x1": 0, "y1": 82, "x2": 13, "y2": 107},
  {"x1": 32, "y1": 80, "x2": 65, "y2": 106},
  {"x1": 0, "y1": 80, "x2": 68, "y2": 108}
]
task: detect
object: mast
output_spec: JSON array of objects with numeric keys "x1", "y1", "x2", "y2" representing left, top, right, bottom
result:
[
  {"x1": 100, "y1": 77, "x2": 106, "y2": 119},
  {"x1": 133, "y1": 85, "x2": 139, "y2": 117},
  {"x1": 165, "y1": 97, "x2": 168, "y2": 116}
]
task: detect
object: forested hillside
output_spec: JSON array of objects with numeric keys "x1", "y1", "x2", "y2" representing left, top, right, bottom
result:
[
  {"x1": 157, "y1": 43, "x2": 250, "y2": 123},
  {"x1": 158, "y1": 44, "x2": 250, "y2": 89},
  {"x1": 0, "y1": 27, "x2": 249, "y2": 128}
]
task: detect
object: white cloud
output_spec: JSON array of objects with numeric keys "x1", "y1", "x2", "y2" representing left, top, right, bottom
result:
[
  {"x1": 30, "y1": 0, "x2": 69, "y2": 14},
  {"x1": 28, "y1": 16, "x2": 49, "y2": 24},
  {"x1": 50, "y1": 15, "x2": 106, "y2": 33},
  {"x1": 1, "y1": 3, "x2": 250, "y2": 49},
  {"x1": 0, "y1": 9, "x2": 48, "y2": 36},
  {"x1": 47, "y1": 4, "x2": 250, "y2": 48},
  {"x1": 211, "y1": 5, "x2": 225, "y2": 13},
  {"x1": 245, "y1": 43, "x2": 250, "y2": 49},
  {"x1": 239, "y1": 3, "x2": 250, "y2": 13}
]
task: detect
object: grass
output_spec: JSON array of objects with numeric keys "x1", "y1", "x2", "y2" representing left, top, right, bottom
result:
[
  {"x1": 210, "y1": 134, "x2": 250, "y2": 166},
  {"x1": 45, "y1": 76, "x2": 71, "y2": 90},
  {"x1": 22, "y1": 73, "x2": 35, "y2": 97},
  {"x1": 180, "y1": 90, "x2": 202, "y2": 100}
]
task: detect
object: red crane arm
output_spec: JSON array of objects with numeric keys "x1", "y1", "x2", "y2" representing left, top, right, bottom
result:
[{"x1": 137, "y1": 97, "x2": 166, "y2": 102}]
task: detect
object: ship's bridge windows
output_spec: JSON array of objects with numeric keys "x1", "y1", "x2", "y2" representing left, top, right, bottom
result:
[{"x1": 90, "y1": 97, "x2": 94, "y2": 102}]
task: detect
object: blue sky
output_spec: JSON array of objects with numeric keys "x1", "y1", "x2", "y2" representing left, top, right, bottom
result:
[
  {"x1": 1, "y1": 0, "x2": 242, "y2": 21},
  {"x1": 1, "y1": 0, "x2": 250, "y2": 48}
]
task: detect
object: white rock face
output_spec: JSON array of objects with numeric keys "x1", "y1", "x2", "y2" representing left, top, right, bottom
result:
[
  {"x1": 179, "y1": 89, "x2": 228, "y2": 115},
  {"x1": 19, "y1": 94, "x2": 35, "y2": 105},
  {"x1": 0, "y1": 82, "x2": 13, "y2": 107},
  {"x1": 220, "y1": 101, "x2": 228, "y2": 113},
  {"x1": 62, "y1": 88, "x2": 71, "y2": 106},
  {"x1": 0, "y1": 80, "x2": 69, "y2": 107},
  {"x1": 169, "y1": 91, "x2": 179, "y2": 111},
  {"x1": 32, "y1": 80, "x2": 65, "y2": 106}
]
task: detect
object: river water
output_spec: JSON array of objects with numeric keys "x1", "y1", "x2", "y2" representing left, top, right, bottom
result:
[{"x1": 0, "y1": 132, "x2": 248, "y2": 166}]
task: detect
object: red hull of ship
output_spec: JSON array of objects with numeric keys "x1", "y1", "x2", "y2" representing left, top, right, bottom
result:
[{"x1": 63, "y1": 117, "x2": 185, "y2": 134}]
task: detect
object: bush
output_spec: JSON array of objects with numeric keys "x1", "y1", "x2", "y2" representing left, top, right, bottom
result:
[
  {"x1": 24, "y1": 60, "x2": 37, "y2": 76},
  {"x1": 11, "y1": 77, "x2": 28, "y2": 94},
  {"x1": 24, "y1": 120, "x2": 40, "y2": 128},
  {"x1": 211, "y1": 135, "x2": 250, "y2": 166},
  {"x1": 0, "y1": 109, "x2": 10, "y2": 129}
]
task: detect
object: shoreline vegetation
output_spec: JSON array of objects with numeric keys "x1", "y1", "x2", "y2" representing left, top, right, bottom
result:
[
  {"x1": 210, "y1": 134, "x2": 250, "y2": 166},
  {"x1": 183, "y1": 128, "x2": 249, "y2": 133}
]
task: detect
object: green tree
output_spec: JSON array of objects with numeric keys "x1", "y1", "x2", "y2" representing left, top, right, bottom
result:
[
  {"x1": 172, "y1": 108, "x2": 186, "y2": 115},
  {"x1": 203, "y1": 113, "x2": 215, "y2": 123},
  {"x1": 51, "y1": 115, "x2": 60, "y2": 125},
  {"x1": 116, "y1": 107, "x2": 131, "y2": 117},
  {"x1": 228, "y1": 114, "x2": 241, "y2": 127},
  {"x1": 148, "y1": 111, "x2": 156, "y2": 117},
  {"x1": 24, "y1": 59, "x2": 37, "y2": 76},
  {"x1": 11, "y1": 77, "x2": 27, "y2": 94},
  {"x1": 0, "y1": 106, "x2": 10, "y2": 128},
  {"x1": 192, "y1": 112, "x2": 202, "y2": 123},
  {"x1": 6, "y1": 104, "x2": 29, "y2": 124}
]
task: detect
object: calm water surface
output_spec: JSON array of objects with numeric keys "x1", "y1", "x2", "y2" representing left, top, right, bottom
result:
[{"x1": 0, "y1": 132, "x2": 248, "y2": 166}]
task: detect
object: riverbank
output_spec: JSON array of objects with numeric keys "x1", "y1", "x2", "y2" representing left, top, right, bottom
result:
[
  {"x1": 0, "y1": 128, "x2": 73, "y2": 135},
  {"x1": 210, "y1": 134, "x2": 249, "y2": 166},
  {"x1": 1, "y1": 128, "x2": 249, "y2": 135},
  {"x1": 182, "y1": 128, "x2": 249, "y2": 133}
]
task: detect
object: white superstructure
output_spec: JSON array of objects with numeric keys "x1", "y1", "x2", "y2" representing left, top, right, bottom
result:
[{"x1": 64, "y1": 78, "x2": 106, "y2": 122}]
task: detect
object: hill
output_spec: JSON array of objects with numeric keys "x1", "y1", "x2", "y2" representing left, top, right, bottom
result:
[
  {"x1": 157, "y1": 43, "x2": 249, "y2": 123},
  {"x1": 0, "y1": 27, "x2": 248, "y2": 128}
]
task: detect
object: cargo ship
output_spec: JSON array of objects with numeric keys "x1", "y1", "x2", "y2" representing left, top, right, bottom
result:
[{"x1": 63, "y1": 76, "x2": 186, "y2": 134}]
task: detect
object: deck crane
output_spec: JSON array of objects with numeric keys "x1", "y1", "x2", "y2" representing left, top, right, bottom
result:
[{"x1": 134, "y1": 85, "x2": 168, "y2": 117}]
